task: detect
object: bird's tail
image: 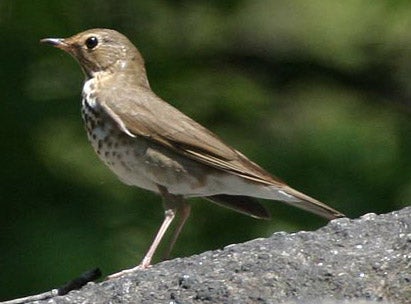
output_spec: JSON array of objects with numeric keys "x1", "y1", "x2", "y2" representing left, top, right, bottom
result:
[{"x1": 270, "y1": 185, "x2": 345, "y2": 220}]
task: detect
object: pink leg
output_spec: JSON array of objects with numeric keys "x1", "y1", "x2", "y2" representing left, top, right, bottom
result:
[
  {"x1": 162, "y1": 203, "x2": 191, "y2": 260},
  {"x1": 108, "y1": 185, "x2": 187, "y2": 279},
  {"x1": 107, "y1": 208, "x2": 176, "y2": 279},
  {"x1": 140, "y1": 208, "x2": 176, "y2": 267}
]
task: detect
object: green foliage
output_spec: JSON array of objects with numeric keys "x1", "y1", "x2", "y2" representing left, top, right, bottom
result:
[{"x1": 0, "y1": 0, "x2": 410, "y2": 300}]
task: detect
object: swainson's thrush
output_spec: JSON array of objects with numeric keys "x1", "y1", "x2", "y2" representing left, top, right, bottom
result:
[{"x1": 41, "y1": 29, "x2": 344, "y2": 278}]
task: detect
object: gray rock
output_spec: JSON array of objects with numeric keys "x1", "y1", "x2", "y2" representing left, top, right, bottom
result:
[{"x1": 17, "y1": 207, "x2": 411, "y2": 303}]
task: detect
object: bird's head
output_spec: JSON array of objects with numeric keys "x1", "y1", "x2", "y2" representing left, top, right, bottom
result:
[{"x1": 41, "y1": 28, "x2": 147, "y2": 83}]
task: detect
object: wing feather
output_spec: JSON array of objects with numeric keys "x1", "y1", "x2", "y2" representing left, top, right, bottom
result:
[
  {"x1": 97, "y1": 84, "x2": 280, "y2": 186},
  {"x1": 95, "y1": 82, "x2": 345, "y2": 220}
]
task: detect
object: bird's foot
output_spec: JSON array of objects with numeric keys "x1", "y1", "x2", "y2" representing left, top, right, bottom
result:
[{"x1": 107, "y1": 262, "x2": 151, "y2": 279}]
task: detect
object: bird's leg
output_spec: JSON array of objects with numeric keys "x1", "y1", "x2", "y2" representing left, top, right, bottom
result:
[
  {"x1": 138, "y1": 208, "x2": 176, "y2": 268},
  {"x1": 162, "y1": 201, "x2": 191, "y2": 261},
  {"x1": 107, "y1": 185, "x2": 184, "y2": 279},
  {"x1": 107, "y1": 207, "x2": 176, "y2": 279},
  {"x1": 137, "y1": 186, "x2": 188, "y2": 266}
]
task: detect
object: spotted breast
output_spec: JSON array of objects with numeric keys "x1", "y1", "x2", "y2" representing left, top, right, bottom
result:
[{"x1": 80, "y1": 78, "x2": 217, "y2": 195}]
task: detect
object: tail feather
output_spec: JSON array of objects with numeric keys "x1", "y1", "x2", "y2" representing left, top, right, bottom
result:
[
  {"x1": 206, "y1": 195, "x2": 271, "y2": 219},
  {"x1": 278, "y1": 185, "x2": 345, "y2": 220},
  {"x1": 203, "y1": 182, "x2": 344, "y2": 221}
]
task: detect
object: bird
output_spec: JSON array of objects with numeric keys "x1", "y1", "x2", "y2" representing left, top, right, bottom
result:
[{"x1": 40, "y1": 28, "x2": 344, "y2": 278}]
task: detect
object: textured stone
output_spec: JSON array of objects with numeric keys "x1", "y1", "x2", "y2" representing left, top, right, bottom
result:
[{"x1": 32, "y1": 207, "x2": 411, "y2": 304}]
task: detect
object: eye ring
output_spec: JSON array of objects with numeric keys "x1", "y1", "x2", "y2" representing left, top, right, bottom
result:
[{"x1": 85, "y1": 36, "x2": 98, "y2": 49}]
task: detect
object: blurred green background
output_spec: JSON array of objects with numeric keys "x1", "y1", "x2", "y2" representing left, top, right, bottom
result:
[{"x1": 1, "y1": 0, "x2": 410, "y2": 300}]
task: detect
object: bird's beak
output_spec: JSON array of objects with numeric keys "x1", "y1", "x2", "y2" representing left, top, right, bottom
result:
[{"x1": 40, "y1": 38, "x2": 69, "y2": 51}]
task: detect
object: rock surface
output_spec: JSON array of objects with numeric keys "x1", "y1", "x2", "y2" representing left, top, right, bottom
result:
[{"x1": 21, "y1": 207, "x2": 411, "y2": 303}]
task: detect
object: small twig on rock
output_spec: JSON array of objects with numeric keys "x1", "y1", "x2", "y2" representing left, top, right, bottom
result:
[{"x1": 1, "y1": 268, "x2": 102, "y2": 304}]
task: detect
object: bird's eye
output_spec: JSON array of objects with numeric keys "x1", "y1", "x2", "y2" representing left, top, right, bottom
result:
[{"x1": 85, "y1": 36, "x2": 98, "y2": 49}]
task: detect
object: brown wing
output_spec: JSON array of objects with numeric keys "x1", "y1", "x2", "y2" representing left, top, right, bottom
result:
[
  {"x1": 97, "y1": 84, "x2": 281, "y2": 186},
  {"x1": 97, "y1": 83, "x2": 345, "y2": 220}
]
